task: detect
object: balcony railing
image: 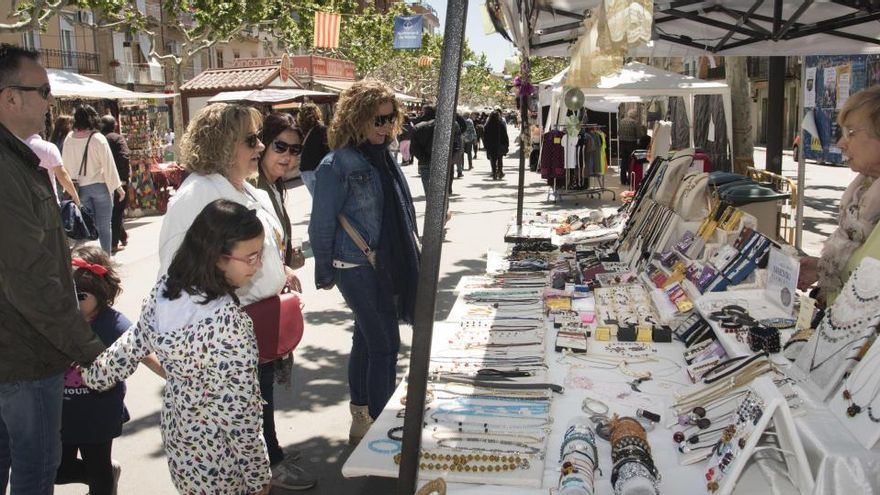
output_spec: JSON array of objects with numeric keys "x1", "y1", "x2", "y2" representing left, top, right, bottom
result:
[
  {"x1": 40, "y1": 48, "x2": 100, "y2": 74},
  {"x1": 114, "y1": 63, "x2": 165, "y2": 86}
]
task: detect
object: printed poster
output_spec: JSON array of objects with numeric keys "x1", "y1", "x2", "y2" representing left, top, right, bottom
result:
[
  {"x1": 869, "y1": 59, "x2": 880, "y2": 87},
  {"x1": 765, "y1": 247, "x2": 799, "y2": 313},
  {"x1": 393, "y1": 15, "x2": 423, "y2": 49},
  {"x1": 804, "y1": 67, "x2": 816, "y2": 108},
  {"x1": 836, "y1": 65, "x2": 851, "y2": 110},
  {"x1": 822, "y1": 67, "x2": 837, "y2": 108}
]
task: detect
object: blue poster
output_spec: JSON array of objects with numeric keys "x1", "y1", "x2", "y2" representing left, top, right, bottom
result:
[{"x1": 393, "y1": 15, "x2": 423, "y2": 49}]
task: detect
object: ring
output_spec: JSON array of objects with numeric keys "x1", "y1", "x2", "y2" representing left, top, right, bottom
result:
[{"x1": 582, "y1": 398, "x2": 609, "y2": 416}]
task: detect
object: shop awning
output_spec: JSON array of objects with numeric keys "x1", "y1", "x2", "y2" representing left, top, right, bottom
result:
[
  {"x1": 48, "y1": 69, "x2": 176, "y2": 100},
  {"x1": 313, "y1": 78, "x2": 420, "y2": 102},
  {"x1": 207, "y1": 88, "x2": 334, "y2": 104}
]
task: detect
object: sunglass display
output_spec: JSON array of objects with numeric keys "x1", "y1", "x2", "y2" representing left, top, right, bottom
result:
[
  {"x1": 272, "y1": 140, "x2": 303, "y2": 155},
  {"x1": 374, "y1": 112, "x2": 395, "y2": 127},
  {"x1": 4, "y1": 83, "x2": 51, "y2": 100}
]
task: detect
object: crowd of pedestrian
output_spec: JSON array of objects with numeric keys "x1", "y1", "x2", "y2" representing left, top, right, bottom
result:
[{"x1": 0, "y1": 42, "x2": 518, "y2": 494}]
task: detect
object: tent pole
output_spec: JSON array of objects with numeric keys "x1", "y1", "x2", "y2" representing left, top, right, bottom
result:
[
  {"x1": 796, "y1": 56, "x2": 806, "y2": 251},
  {"x1": 767, "y1": 56, "x2": 786, "y2": 174},
  {"x1": 516, "y1": 6, "x2": 532, "y2": 227},
  {"x1": 397, "y1": 1, "x2": 467, "y2": 493}
]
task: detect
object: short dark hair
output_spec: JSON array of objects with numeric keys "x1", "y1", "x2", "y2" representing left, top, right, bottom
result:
[
  {"x1": 72, "y1": 245, "x2": 122, "y2": 308},
  {"x1": 73, "y1": 104, "x2": 99, "y2": 131},
  {"x1": 164, "y1": 199, "x2": 264, "y2": 304},
  {"x1": 100, "y1": 115, "x2": 117, "y2": 134},
  {"x1": 0, "y1": 43, "x2": 40, "y2": 90},
  {"x1": 421, "y1": 105, "x2": 436, "y2": 119}
]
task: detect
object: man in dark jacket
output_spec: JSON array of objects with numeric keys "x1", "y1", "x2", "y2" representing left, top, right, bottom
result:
[
  {"x1": 410, "y1": 105, "x2": 460, "y2": 196},
  {"x1": 0, "y1": 44, "x2": 105, "y2": 493},
  {"x1": 482, "y1": 109, "x2": 509, "y2": 179},
  {"x1": 100, "y1": 115, "x2": 130, "y2": 252}
]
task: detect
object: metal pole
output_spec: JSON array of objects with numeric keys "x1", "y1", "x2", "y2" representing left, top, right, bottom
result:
[
  {"x1": 517, "y1": 60, "x2": 530, "y2": 226},
  {"x1": 397, "y1": 1, "x2": 467, "y2": 493},
  {"x1": 766, "y1": 56, "x2": 786, "y2": 174},
  {"x1": 796, "y1": 56, "x2": 806, "y2": 250}
]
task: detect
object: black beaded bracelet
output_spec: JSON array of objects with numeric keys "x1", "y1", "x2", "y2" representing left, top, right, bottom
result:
[{"x1": 748, "y1": 325, "x2": 781, "y2": 354}]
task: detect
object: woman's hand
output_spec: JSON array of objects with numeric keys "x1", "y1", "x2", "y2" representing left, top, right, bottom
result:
[
  {"x1": 284, "y1": 265, "x2": 302, "y2": 293},
  {"x1": 798, "y1": 256, "x2": 820, "y2": 291},
  {"x1": 115, "y1": 187, "x2": 126, "y2": 201}
]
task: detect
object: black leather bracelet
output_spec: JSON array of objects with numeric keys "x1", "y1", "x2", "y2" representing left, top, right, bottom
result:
[{"x1": 701, "y1": 352, "x2": 767, "y2": 384}]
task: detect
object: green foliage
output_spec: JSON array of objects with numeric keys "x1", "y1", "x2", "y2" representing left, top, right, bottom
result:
[{"x1": 529, "y1": 56, "x2": 568, "y2": 83}]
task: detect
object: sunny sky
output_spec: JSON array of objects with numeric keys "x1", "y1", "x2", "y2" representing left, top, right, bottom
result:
[{"x1": 428, "y1": 1, "x2": 517, "y2": 72}]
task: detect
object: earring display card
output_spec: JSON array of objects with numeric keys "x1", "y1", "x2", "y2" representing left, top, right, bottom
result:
[
  {"x1": 794, "y1": 258, "x2": 880, "y2": 401},
  {"x1": 829, "y1": 338, "x2": 880, "y2": 449}
]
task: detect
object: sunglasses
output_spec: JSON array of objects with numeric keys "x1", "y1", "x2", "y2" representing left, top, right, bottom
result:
[
  {"x1": 4, "y1": 83, "x2": 52, "y2": 100},
  {"x1": 76, "y1": 291, "x2": 89, "y2": 301},
  {"x1": 272, "y1": 140, "x2": 303, "y2": 156},
  {"x1": 244, "y1": 133, "x2": 262, "y2": 148},
  {"x1": 374, "y1": 112, "x2": 395, "y2": 127}
]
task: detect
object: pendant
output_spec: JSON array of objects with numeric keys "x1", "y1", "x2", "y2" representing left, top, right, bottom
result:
[{"x1": 847, "y1": 404, "x2": 862, "y2": 417}]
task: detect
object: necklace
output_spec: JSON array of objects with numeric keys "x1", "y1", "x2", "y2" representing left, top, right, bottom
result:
[
  {"x1": 808, "y1": 335, "x2": 867, "y2": 373},
  {"x1": 850, "y1": 267, "x2": 880, "y2": 303},
  {"x1": 841, "y1": 344, "x2": 880, "y2": 418}
]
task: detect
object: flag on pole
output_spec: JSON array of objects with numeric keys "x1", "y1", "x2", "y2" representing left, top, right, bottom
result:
[{"x1": 314, "y1": 11, "x2": 341, "y2": 49}]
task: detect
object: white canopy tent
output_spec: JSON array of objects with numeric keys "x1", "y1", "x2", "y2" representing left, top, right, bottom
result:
[
  {"x1": 47, "y1": 69, "x2": 175, "y2": 100},
  {"x1": 540, "y1": 62, "x2": 732, "y2": 148},
  {"x1": 207, "y1": 88, "x2": 335, "y2": 104}
]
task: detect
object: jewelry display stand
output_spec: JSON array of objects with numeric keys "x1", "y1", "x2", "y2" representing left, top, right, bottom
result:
[
  {"x1": 695, "y1": 291, "x2": 796, "y2": 361},
  {"x1": 827, "y1": 336, "x2": 880, "y2": 449},
  {"x1": 707, "y1": 377, "x2": 814, "y2": 495},
  {"x1": 793, "y1": 258, "x2": 880, "y2": 401}
]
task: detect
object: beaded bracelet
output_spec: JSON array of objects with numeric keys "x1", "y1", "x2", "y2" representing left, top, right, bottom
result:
[
  {"x1": 748, "y1": 325, "x2": 781, "y2": 354},
  {"x1": 611, "y1": 459, "x2": 660, "y2": 492}
]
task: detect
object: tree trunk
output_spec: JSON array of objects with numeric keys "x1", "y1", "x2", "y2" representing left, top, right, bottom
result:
[
  {"x1": 170, "y1": 62, "x2": 185, "y2": 160},
  {"x1": 725, "y1": 56, "x2": 754, "y2": 175}
]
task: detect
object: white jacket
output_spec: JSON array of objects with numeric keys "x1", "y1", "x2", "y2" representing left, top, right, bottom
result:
[
  {"x1": 157, "y1": 173, "x2": 286, "y2": 306},
  {"x1": 61, "y1": 131, "x2": 122, "y2": 195}
]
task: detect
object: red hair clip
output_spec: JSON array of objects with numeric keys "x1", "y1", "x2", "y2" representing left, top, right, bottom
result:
[{"x1": 71, "y1": 258, "x2": 108, "y2": 276}]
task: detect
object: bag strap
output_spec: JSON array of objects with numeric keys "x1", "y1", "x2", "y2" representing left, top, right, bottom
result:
[
  {"x1": 77, "y1": 132, "x2": 96, "y2": 179},
  {"x1": 337, "y1": 214, "x2": 376, "y2": 267}
]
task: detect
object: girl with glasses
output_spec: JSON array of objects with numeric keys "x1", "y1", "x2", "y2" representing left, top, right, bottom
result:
[{"x1": 82, "y1": 200, "x2": 272, "y2": 494}]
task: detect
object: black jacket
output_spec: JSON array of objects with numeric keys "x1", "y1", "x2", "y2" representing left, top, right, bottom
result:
[
  {"x1": 299, "y1": 125, "x2": 330, "y2": 173},
  {"x1": 0, "y1": 123, "x2": 105, "y2": 382},
  {"x1": 410, "y1": 119, "x2": 461, "y2": 166},
  {"x1": 482, "y1": 116, "x2": 509, "y2": 158},
  {"x1": 103, "y1": 131, "x2": 131, "y2": 182}
]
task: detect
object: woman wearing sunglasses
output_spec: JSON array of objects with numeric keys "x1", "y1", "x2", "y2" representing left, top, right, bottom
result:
[{"x1": 309, "y1": 80, "x2": 420, "y2": 445}]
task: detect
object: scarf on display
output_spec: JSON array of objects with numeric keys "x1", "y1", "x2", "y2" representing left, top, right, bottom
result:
[{"x1": 818, "y1": 174, "x2": 880, "y2": 300}]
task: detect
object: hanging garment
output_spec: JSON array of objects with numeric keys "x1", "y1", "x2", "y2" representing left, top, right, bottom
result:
[
  {"x1": 562, "y1": 133, "x2": 579, "y2": 170},
  {"x1": 540, "y1": 130, "x2": 566, "y2": 179}
]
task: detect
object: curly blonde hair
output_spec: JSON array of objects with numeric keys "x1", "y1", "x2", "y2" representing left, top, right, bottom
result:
[
  {"x1": 296, "y1": 102, "x2": 323, "y2": 134},
  {"x1": 179, "y1": 103, "x2": 262, "y2": 175},
  {"x1": 328, "y1": 80, "x2": 402, "y2": 150}
]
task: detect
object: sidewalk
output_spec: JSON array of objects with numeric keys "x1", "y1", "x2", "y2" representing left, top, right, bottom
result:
[{"x1": 54, "y1": 128, "x2": 846, "y2": 494}]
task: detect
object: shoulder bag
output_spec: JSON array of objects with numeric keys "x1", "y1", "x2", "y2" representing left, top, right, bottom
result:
[
  {"x1": 338, "y1": 214, "x2": 377, "y2": 268},
  {"x1": 243, "y1": 286, "x2": 304, "y2": 362},
  {"x1": 77, "y1": 132, "x2": 97, "y2": 181}
]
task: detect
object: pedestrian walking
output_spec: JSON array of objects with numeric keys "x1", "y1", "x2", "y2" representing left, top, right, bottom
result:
[
  {"x1": 296, "y1": 103, "x2": 329, "y2": 196},
  {"x1": 25, "y1": 132, "x2": 80, "y2": 204},
  {"x1": 55, "y1": 246, "x2": 164, "y2": 495},
  {"x1": 309, "y1": 80, "x2": 420, "y2": 445},
  {"x1": 253, "y1": 112, "x2": 317, "y2": 491},
  {"x1": 100, "y1": 116, "x2": 131, "y2": 253},
  {"x1": 62, "y1": 105, "x2": 125, "y2": 254},
  {"x1": 50, "y1": 114, "x2": 72, "y2": 153},
  {"x1": 483, "y1": 109, "x2": 509, "y2": 180},
  {"x1": 463, "y1": 114, "x2": 477, "y2": 170},
  {"x1": 0, "y1": 43, "x2": 106, "y2": 495},
  {"x1": 82, "y1": 200, "x2": 272, "y2": 495}
]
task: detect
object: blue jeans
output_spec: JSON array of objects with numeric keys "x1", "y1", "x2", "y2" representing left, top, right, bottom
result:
[
  {"x1": 335, "y1": 266, "x2": 400, "y2": 419},
  {"x1": 79, "y1": 183, "x2": 113, "y2": 254},
  {"x1": 300, "y1": 170, "x2": 317, "y2": 196},
  {"x1": 0, "y1": 374, "x2": 63, "y2": 495}
]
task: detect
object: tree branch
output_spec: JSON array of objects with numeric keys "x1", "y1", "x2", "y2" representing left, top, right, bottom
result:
[{"x1": 0, "y1": 0, "x2": 65, "y2": 33}]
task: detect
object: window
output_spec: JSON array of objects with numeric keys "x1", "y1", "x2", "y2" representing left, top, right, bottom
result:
[
  {"x1": 21, "y1": 31, "x2": 39, "y2": 50},
  {"x1": 217, "y1": 50, "x2": 224, "y2": 68},
  {"x1": 59, "y1": 16, "x2": 76, "y2": 70}
]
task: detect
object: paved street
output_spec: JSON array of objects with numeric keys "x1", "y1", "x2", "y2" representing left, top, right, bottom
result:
[{"x1": 52, "y1": 131, "x2": 847, "y2": 494}]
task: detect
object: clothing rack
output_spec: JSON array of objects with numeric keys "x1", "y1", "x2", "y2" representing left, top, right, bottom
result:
[{"x1": 551, "y1": 124, "x2": 615, "y2": 203}]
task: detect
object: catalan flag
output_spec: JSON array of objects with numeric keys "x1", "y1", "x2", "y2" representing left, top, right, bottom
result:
[{"x1": 314, "y1": 11, "x2": 341, "y2": 49}]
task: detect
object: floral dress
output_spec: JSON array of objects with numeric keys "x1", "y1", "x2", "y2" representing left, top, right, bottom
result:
[{"x1": 82, "y1": 279, "x2": 271, "y2": 494}]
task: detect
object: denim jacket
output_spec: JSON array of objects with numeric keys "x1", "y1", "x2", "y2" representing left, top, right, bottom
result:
[{"x1": 309, "y1": 145, "x2": 418, "y2": 288}]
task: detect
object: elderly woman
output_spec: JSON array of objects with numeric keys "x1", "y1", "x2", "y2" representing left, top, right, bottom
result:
[
  {"x1": 799, "y1": 85, "x2": 880, "y2": 305},
  {"x1": 309, "y1": 81, "x2": 420, "y2": 445},
  {"x1": 296, "y1": 103, "x2": 330, "y2": 195}
]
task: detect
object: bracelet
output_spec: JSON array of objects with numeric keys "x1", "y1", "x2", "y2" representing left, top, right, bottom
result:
[
  {"x1": 582, "y1": 398, "x2": 609, "y2": 416},
  {"x1": 387, "y1": 426, "x2": 404, "y2": 441},
  {"x1": 367, "y1": 438, "x2": 401, "y2": 454},
  {"x1": 701, "y1": 352, "x2": 766, "y2": 384}
]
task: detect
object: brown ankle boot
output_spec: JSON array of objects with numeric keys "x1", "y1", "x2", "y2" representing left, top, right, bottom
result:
[{"x1": 349, "y1": 403, "x2": 374, "y2": 445}]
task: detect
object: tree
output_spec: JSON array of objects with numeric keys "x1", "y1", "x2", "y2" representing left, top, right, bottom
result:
[
  {"x1": 1, "y1": 0, "x2": 138, "y2": 33},
  {"x1": 725, "y1": 56, "x2": 754, "y2": 174},
  {"x1": 529, "y1": 56, "x2": 568, "y2": 83}
]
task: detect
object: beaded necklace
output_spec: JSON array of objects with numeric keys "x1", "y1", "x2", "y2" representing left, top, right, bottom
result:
[{"x1": 393, "y1": 450, "x2": 530, "y2": 472}]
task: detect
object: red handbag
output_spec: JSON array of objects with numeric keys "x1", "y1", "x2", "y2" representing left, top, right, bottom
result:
[{"x1": 243, "y1": 289, "x2": 304, "y2": 361}]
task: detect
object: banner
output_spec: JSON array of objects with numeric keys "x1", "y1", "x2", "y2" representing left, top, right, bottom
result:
[
  {"x1": 313, "y1": 11, "x2": 341, "y2": 49},
  {"x1": 393, "y1": 15, "x2": 422, "y2": 49},
  {"x1": 804, "y1": 67, "x2": 816, "y2": 109}
]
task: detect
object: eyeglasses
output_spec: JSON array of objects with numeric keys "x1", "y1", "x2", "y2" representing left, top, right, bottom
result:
[
  {"x1": 223, "y1": 251, "x2": 263, "y2": 266},
  {"x1": 374, "y1": 111, "x2": 395, "y2": 127},
  {"x1": 3, "y1": 83, "x2": 51, "y2": 100},
  {"x1": 272, "y1": 140, "x2": 303, "y2": 156},
  {"x1": 841, "y1": 126, "x2": 868, "y2": 139},
  {"x1": 76, "y1": 291, "x2": 89, "y2": 301},
  {"x1": 244, "y1": 133, "x2": 262, "y2": 148}
]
